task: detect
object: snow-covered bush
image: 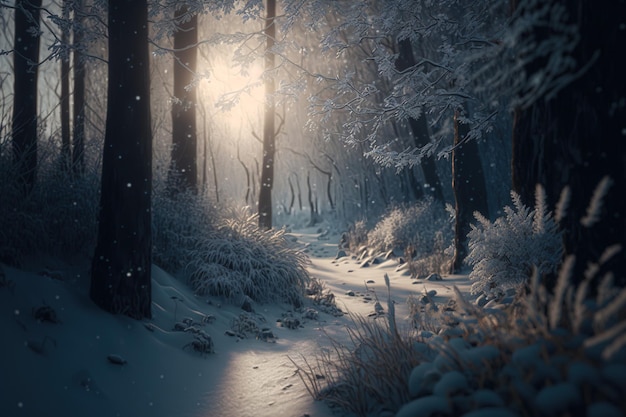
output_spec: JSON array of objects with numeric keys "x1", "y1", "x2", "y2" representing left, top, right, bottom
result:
[
  {"x1": 466, "y1": 186, "x2": 562, "y2": 296},
  {"x1": 187, "y1": 211, "x2": 311, "y2": 307},
  {"x1": 153, "y1": 193, "x2": 312, "y2": 307},
  {"x1": 292, "y1": 276, "x2": 436, "y2": 416},
  {"x1": 343, "y1": 219, "x2": 369, "y2": 253},
  {"x1": 299, "y1": 254, "x2": 626, "y2": 417},
  {"x1": 0, "y1": 155, "x2": 99, "y2": 264},
  {"x1": 397, "y1": 255, "x2": 626, "y2": 417},
  {"x1": 152, "y1": 186, "x2": 219, "y2": 271},
  {"x1": 293, "y1": 310, "x2": 430, "y2": 416},
  {"x1": 367, "y1": 198, "x2": 453, "y2": 261}
]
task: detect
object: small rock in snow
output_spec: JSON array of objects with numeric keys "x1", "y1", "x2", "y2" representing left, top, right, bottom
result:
[
  {"x1": 426, "y1": 273, "x2": 442, "y2": 281},
  {"x1": 336, "y1": 250, "x2": 347, "y2": 259},
  {"x1": 107, "y1": 354, "x2": 127, "y2": 365},
  {"x1": 345, "y1": 290, "x2": 355, "y2": 296}
]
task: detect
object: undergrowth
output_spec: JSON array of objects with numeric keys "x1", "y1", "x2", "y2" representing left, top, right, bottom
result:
[
  {"x1": 366, "y1": 198, "x2": 452, "y2": 259},
  {"x1": 466, "y1": 185, "x2": 563, "y2": 296},
  {"x1": 342, "y1": 199, "x2": 453, "y2": 276},
  {"x1": 294, "y1": 182, "x2": 625, "y2": 417},
  {"x1": 294, "y1": 256, "x2": 626, "y2": 417},
  {"x1": 153, "y1": 192, "x2": 312, "y2": 307},
  {"x1": 0, "y1": 154, "x2": 99, "y2": 264}
]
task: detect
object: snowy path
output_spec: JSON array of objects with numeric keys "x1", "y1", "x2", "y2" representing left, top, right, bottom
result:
[
  {"x1": 0, "y1": 228, "x2": 470, "y2": 417},
  {"x1": 189, "y1": 228, "x2": 470, "y2": 417}
]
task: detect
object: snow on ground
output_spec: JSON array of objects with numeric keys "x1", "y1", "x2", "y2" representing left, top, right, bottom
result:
[{"x1": 0, "y1": 227, "x2": 471, "y2": 417}]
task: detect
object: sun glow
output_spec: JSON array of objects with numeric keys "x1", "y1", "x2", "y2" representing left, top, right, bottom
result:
[{"x1": 200, "y1": 59, "x2": 265, "y2": 133}]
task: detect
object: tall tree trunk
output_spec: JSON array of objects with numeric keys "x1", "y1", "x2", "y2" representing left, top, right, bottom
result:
[
  {"x1": 287, "y1": 174, "x2": 295, "y2": 215},
  {"x1": 396, "y1": 39, "x2": 444, "y2": 203},
  {"x1": 306, "y1": 171, "x2": 317, "y2": 226},
  {"x1": 90, "y1": 0, "x2": 152, "y2": 319},
  {"x1": 12, "y1": 0, "x2": 42, "y2": 193},
  {"x1": 391, "y1": 120, "x2": 424, "y2": 200},
  {"x1": 169, "y1": 6, "x2": 198, "y2": 191},
  {"x1": 258, "y1": 0, "x2": 276, "y2": 229},
  {"x1": 72, "y1": 0, "x2": 85, "y2": 176},
  {"x1": 450, "y1": 108, "x2": 489, "y2": 273},
  {"x1": 512, "y1": 0, "x2": 626, "y2": 285},
  {"x1": 59, "y1": 0, "x2": 71, "y2": 170}
]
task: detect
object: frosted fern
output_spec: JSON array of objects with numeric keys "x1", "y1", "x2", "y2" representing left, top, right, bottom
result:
[{"x1": 466, "y1": 186, "x2": 562, "y2": 296}]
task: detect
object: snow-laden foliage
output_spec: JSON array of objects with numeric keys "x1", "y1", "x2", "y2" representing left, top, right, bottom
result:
[
  {"x1": 187, "y1": 210, "x2": 311, "y2": 306},
  {"x1": 343, "y1": 219, "x2": 369, "y2": 253},
  {"x1": 289, "y1": 0, "x2": 579, "y2": 167},
  {"x1": 290, "y1": 276, "x2": 434, "y2": 416},
  {"x1": 153, "y1": 192, "x2": 311, "y2": 307},
  {"x1": 366, "y1": 198, "x2": 453, "y2": 260},
  {"x1": 152, "y1": 186, "x2": 219, "y2": 272},
  {"x1": 0, "y1": 154, "x2": 99, "y2": 264},
  {"x1": 466, "y1": 186, "x2": 562, "y2": 296},
  {"x1": 297, "y1": 260, "x2": 626, "y2": 417}
]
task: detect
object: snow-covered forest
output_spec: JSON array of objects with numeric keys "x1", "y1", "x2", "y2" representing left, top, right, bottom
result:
[{"x1": 1, "y1": 0, "x2": 625, "y2": 416}]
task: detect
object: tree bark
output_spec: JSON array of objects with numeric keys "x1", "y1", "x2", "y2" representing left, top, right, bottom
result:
[
  {"x1": 512, "y1": 0, "x2": 626, "y2": 285},
  {"x1": 12, "y1": 0, "x2": 42, "y2": 193},
  {"x1": 90, "y1": 0, "x2": 152, "y2": 319},
  {"x1": 258, "y1": 0, "x2": 276, "y2": 229},
  {"x1": 396, "y1": 39, "x2": 444, "y2": 203},
  {"x1": 72, "y1": 0, "x2": 85, "y2": 176},
  {"x1": 59, "y1": 0, "x2": 71, "y2": 170},
  {"x1": 450, "y1": 108, "x2": 489, "y2": 273},
  {"x1": 169, "y1": 6, "x2": 198, "y2": 192}
]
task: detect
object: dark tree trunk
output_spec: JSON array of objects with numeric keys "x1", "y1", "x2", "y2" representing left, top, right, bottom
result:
[
  {"x1": 12, "y1": 0, "x2": 42, "y2": 193},
  {"x1": 236, "y1": 143, "x2": 252, "y2": 205},
  {"x1": 258, "y1": 0, "x2": 276, "y2": 229},
  {"x1": 396, "y1": 39, "x2": 444, "y2": 203},
  {"x1": 512, "y1": 0, "x2": 626, "y2": 285},
  {"x1": 450, "y1": 109, "x2": 489, "y2": 273},
  {"x1": 295, "y1": 172, "x2": 303, "y2": 211},
  {"x1": 206, "y1": 124, "x2": 219, "y2": 203},
  {"x1": 287, "y1": 175, "x2": 295, "y2": 215},
  {"x1": 90, "y1": 0, "x2": 152, "y2": 319},
  {"x1": 59, "y1": 0, "x2": 71, "y2": 170},
  {"x1": 407, "y1": 168, "x2": 424, "y2": 201},
  {"x1": 169, "y1": 6, "x2": 198, "y2": 191},
  {"x1": 72, "y1": 0, "x2": 85, "y2": 176},
  {"x1": 72, "y1": 53, "x2": 85, "y2": 174},
  {"x1": 306, "y1": 171, "x2": 318, "y2": 226}
]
